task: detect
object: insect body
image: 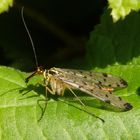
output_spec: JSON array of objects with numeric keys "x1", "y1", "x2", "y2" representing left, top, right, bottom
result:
[
  {"x1": 26, "y1": 67, "x2": 133, "y2": 111},
  {"x1": 21, "y1": 7, "x2": 132, "y2": 122}
]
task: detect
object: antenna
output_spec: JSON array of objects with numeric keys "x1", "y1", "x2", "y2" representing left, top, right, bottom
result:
[{"x1": 21, "y1": 7, "x2": 38, "y2": 67}]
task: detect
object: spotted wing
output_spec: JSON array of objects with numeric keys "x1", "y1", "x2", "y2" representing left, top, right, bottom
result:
[
  {"x1": 53, "y1": 68, "x2": 128, "y2": 89},
  {"x1": 50, "y1": 68, "x2": 132, "y2": 111}
]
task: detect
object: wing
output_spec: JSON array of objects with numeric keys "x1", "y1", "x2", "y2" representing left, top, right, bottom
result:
[
  {"x1": 52, "y1": 68, "x2": 128, "y2": 90},
  {"x1": 49, "y1": 67, "x2": 132, "y2": 111}
]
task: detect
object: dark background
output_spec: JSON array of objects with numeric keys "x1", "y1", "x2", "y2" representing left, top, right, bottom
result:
[{"x1": 0, "y1": 0, "x2": 106, "y2": 71}]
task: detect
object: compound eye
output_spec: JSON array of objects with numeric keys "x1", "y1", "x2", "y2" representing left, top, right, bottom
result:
[{"x1": 38, "y1": 66, "x2": 44, "y2": 72}]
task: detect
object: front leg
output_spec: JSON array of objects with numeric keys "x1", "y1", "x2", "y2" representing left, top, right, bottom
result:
[{"x1": 45, "y1": 78, "x2": 55, "y2": 97}]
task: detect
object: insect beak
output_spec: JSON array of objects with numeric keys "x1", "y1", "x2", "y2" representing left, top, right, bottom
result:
[
  {"x1": 25, "y1": 71, "x2": 37, "y2": 83},
  {"x1": 25, "y1": 67, "x2": 45, "y2": 83}
]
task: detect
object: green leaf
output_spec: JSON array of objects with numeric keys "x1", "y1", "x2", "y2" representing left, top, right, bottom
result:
[
  {"x1": 87, "y1": 9, "x2": 140, "y2": 67},
  {"x1": 0, "y1": 65, "x2": 139, "y2": 139},
  {"x1": 0, "y1": 0, "x2": 13, "y2": 14},
  {"x1": 108, "y1": 0, "x2": 140, "y2": 22}
]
